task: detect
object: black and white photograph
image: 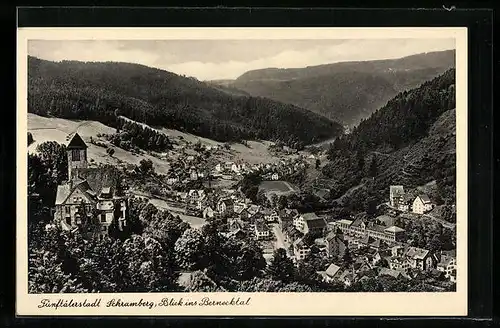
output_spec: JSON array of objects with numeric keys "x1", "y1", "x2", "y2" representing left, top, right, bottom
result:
[{"x1": 17, "y1": 27, "x2": 467, "y2": 316}]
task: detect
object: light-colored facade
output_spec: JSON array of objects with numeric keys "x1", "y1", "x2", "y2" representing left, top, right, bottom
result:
[
  {"x1": 53, "y1": 133, "x2": 128, "y2": 239},
  {"x1": 412, "y1": 195, "x2": 434, "y2": 214}
]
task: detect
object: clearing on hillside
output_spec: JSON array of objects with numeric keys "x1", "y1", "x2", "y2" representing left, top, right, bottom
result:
[{"x1": 27, "y1": 113, "x2": 171, "y2": 174}]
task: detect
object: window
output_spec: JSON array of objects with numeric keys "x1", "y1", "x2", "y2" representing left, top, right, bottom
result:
[
  {"x1": 101, "y1": 214, "x2": 106, "y2": 223},
  {"x1": 65, "y1": 206, "x2": 71, "y2": 214},
  {"x1": 72, "y1": 149, "x2": 80, "y2": 161},
  {"x1": 66, "y1": 217, "x2": 71, "y2": 225}
]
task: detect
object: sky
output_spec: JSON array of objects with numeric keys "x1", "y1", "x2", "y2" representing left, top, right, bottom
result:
[{"x1": 28, "y1": 38, "x2": 455, "y2": 81}]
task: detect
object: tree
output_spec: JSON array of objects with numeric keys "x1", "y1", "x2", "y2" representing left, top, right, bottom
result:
[
  {"x1": 315, "y1": 158, "x2": 321, "y2": 169},
  {"x1": 139, "y1": 159, "x2": 154, "y2": 175},
  {"x1": 174, "y1": 228, "x2": 205, "y2": 270},
  {"x1": 368, "y1": 156, "x2": 377, "y2": 178},
  {"x1": 184, "y1": 270, "x2": 224, "y2": 292},
  {"x1": 28, "y1": 132, "x2": 34, "y2": 145},
  {"x1": 266, "y1": 248, "x2": 295, "y2": 283},
  {"x1": 374, "y1": 257, "x2": 389, "y2": 268},
  {"x1": 364, "y1": 197, "x2": 378, "y2": 218},
  {"x1": 342, "y1": 248, "x2": 354, "y2": 268},
  {"x1": 123, "y1": 234, "x2": 180, "y2": 292},
  {"x1": 143, "y1": 210, "x2": 189, "y2": 249},
  {"x1": 28, "y1": 248, "x2": 88, "y2": 293},
  {"x1": 36, "y1": 141, "x2": 68, "y2": 184},
  {"x1": 232, "y1": 240, "x2": 267, "y2": 280}
]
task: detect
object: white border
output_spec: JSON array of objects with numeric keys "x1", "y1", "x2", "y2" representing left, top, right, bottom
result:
[{"x1": 17, "y1": 27, "x2": 468, "y2": 316}]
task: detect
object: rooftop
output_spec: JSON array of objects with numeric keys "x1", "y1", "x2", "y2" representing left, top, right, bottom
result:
[
  {"x1": 379, "y1": 267, "x2": 401, "y2": 279},
  {"x1": 255, "y1": 221, "x2": 270, "y2": 232},
  {"x1": 325, "y1": 263, "x2": 341, "y2": 277},
  {"x1": 405, "y1": 246, "x2": 430, "y2": 260},
  {"x1": 390, "y1": 185, "x2": 405, "y2": 196},
  {"x1": 67, "y1": 133, "x2": 87, "y2": 149},
  {"x1": 417, "y1": 194, "x2": 432, "y2": 203},
  {"x1": 384, "y1": 226, "x2": 405, "y2": 233},
  {"x1": 376, "y1": 215, "x2": 395, "y2": 226},
  {"x1": 305, "y1": 217, "x2": 327, "y2": 229},
  {"x1": 301, "y1": 212, "x2": 319, "y2": 220},
  {"x1": 336, "y1": 219, "x2": 353, "y2": 226}
]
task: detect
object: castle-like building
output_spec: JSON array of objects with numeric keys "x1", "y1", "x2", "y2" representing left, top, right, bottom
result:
[{"x1": 53, "y1": 133, "x2": 128, "y2": 239}]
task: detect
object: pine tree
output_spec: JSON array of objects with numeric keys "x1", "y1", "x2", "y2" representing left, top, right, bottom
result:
[
  {"x1": 368, "y1": 156, "x2": 377, "y2": 178},
  {"x1": 266, "y1": 248, "x2": 295, "y2": 283}
]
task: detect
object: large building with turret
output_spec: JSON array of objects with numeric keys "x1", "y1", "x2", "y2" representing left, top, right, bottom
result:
[{"x1": 53, "y1": 133, "x2": 128, "y2": 239}]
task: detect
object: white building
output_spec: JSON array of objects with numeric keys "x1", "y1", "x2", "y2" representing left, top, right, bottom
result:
[
  {"x1": 437, "y1": 255, "x2": 456, "y2": 279},
  {"x1": 389, "y1": 185, "x2": 405, "y2": 208},
  {"x1": 254, "y1": 221, "x2": 271, "y2": 240},
  {"x1": 412, "y1": 195, "x2": 434, "y2": 214},
  {"x1": 293, "y1": 238, "x2": 311, "y2": 261}
]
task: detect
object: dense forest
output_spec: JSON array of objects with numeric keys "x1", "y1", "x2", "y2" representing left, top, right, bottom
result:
[
  {"x1": 227, "y1": 50, "x2": 455, "y2": 126},
  {"x1": 28, "y1": 57, "x2": 343, "y2": 148},
  {"x1": 319, "y1": 69, "x2": 456, "y2": 212}
]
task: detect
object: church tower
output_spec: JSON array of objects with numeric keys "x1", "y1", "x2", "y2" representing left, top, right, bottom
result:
[{"x1": 67, "y1": 133, "x2": 88, "y2": 181}]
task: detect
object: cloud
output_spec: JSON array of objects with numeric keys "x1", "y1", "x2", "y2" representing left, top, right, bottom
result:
[{"x1": 28, "y1": 38, "x2": 456, "y2": 81}]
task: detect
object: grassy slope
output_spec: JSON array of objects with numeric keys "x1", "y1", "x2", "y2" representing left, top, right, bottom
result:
[{"x1": 28, "y1": 113, "x2": 283, "y2": 175}]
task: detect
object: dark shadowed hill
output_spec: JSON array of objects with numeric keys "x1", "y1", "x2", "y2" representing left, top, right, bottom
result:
[
  {"x1": 28, "y1": 57, "x2": 343, "y2": 148},
  {"x1": 317, "y1": 69, "x2": 456, "y2": 210},
  {"x1": 224, "y1": 50, "x2": 455, "y2": 126}
]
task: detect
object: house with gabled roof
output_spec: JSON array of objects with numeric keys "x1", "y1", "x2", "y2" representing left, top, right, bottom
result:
[
  {"x1": 293, "y1": 238, "x2": 311, "y2": 261},
  {"x1": 389, "y1": 185, "x2": 405, "y2": 208},
  {"x1": 436, "y1": 255, "x2": 456, "y2": 279},
  {"x1": 54, "y1": 133, "x2": 128, "y2": 240},
  {"x1": 325, "y1": 228, "x2": 348, "y2": 258},
  {"x1": 294, "y1": 212, "x2": 327, "y2": 236},
  {"x1": 379, "y1": 267, "x2": 404, "y2": 279},
  {"x1": 317, "y1": 263, "x2": 342, "y2": 283},
  {"x1": 400, "y1": 246, "x2": 437, "y2": 271},
  {"x1": 412, "y1": 195, "x2": 435, "y2": 214},
  {"x1": 240, "y1": 204, "x2": 260, "y2": 221},
  {"x1": 216, "y1": 198, "x2": 234, "y2": 215},
  {"x1": 254, "y1": 221, "x2": 272, "y2": 240},
  {"x1": 202, "y1": 205, "x2": 215, "y2": 220}
]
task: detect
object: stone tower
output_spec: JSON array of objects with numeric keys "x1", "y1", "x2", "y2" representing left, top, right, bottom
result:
[{"x1": 67, "y1": 133, "x2": 88, "y2": 181}]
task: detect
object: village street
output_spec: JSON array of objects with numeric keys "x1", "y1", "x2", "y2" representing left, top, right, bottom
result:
[
  {"x1": 422, "y1": 213, "x2": 455, "y2": 229},
  {"x1": 272, "y1": 223, "x2": 291, "y2": 256},
  {"x1": 399, "y1": 212, "x2": 455, "y2": 229}
]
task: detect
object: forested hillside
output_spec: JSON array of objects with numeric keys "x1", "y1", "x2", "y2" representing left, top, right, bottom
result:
[
  {"x1": 227, "y1": 50, "x2": 455, "y2": 126},
  {"x1": 320, "y1": 68, "x2": 456, "y2": 210},
  {"x1": 28, "y1": 57, "x2": 343, "y2": 148}
]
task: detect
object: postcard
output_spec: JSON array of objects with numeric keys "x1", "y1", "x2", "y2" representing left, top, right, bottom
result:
[{"x1": 17, "y1": 27, "x2": 467, "y2": 316}]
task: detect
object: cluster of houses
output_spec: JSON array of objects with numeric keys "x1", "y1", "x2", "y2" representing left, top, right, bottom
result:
[
  {"x1": 287, "y1": 216, "x2": 457, "y2": 287},
  {"x1": 212, "y1": 157, "x2": 307, "y2": 182},
  {"x1": 389, "y1": 185, "x2": 436, "y2": 214},
  {"x1": 267, "y1": 186, "x2": 456, "y2": 288},
  {"x1": 163, "y1": 154, "x2": 210, "y2": 186}
]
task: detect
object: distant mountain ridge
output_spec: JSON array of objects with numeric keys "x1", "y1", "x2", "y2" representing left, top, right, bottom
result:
[
  {"x1": 236, "y1": 50, "x2": 455, "y2": 82},
  {"x1": 218, "y1": 50, "x2": 455, "y2": 127},
  {"x1": 27, "y1": 56, "x2": 344, "y2": 148}
]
